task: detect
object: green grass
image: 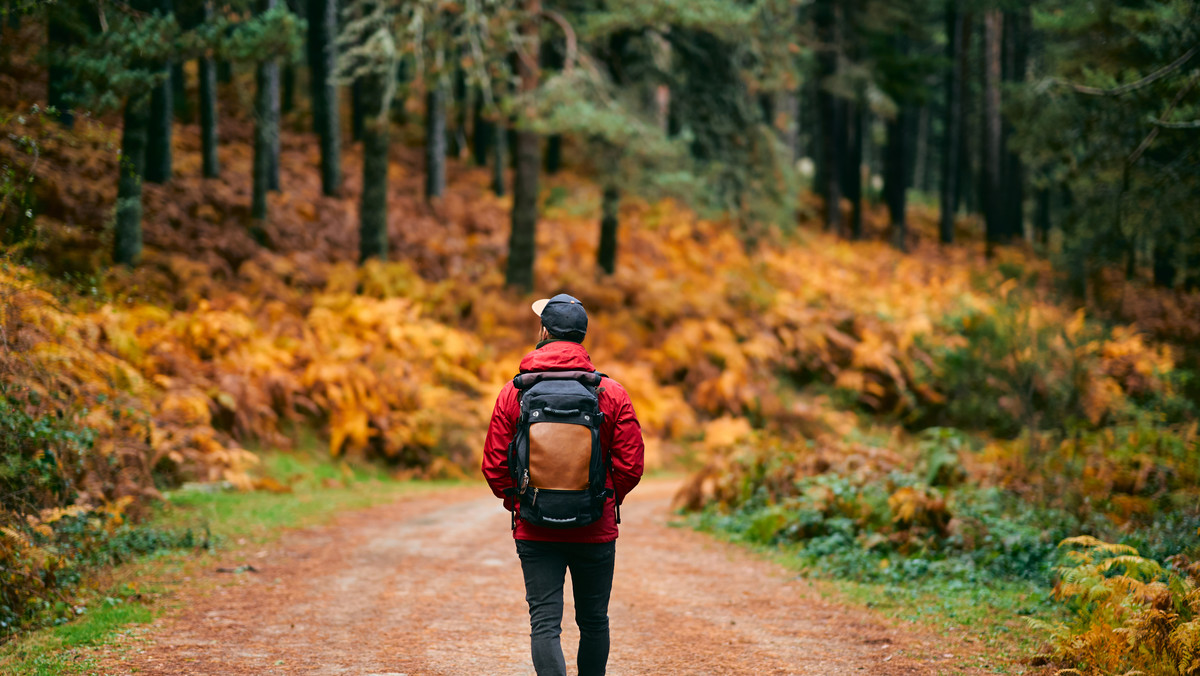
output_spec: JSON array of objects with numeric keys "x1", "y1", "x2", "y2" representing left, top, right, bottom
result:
[
  {"x1": 0, "y1": 449, "x2": 458, "y2": 675},
  {"x1": 0, "y1": 596, "x2": 155, "y2": 675},
  {"x1": 153, "y1": 451, "x2": 462, "y2": 542},
  {"x1": 674, "y1": 514, "x2": 1061, "y2": 674},
  {"x1": 830, "y1": 577, "x2": 1055, "y2": 673}
]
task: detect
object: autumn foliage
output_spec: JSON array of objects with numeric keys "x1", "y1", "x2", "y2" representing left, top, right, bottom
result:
[{"x1": 2, "y1": 45, "x2": 1199, "y2": 664}]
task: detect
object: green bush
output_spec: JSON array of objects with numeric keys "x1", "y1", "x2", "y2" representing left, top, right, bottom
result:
[{"x1": 0, "y1": 388, "x2": 201, "y2": 637}]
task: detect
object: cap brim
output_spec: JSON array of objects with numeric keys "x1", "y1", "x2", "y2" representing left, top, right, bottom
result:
[{"x1": 531, "y1": 298, "x2": 550, "y2": 317}]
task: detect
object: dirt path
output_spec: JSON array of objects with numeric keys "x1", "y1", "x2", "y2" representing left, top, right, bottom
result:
[{"x1": 96, "y1": 480, "x2": 987, "y2": 675}]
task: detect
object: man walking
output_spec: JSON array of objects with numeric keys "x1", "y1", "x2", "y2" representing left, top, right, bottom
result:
[{"x1": 482, "y1": 293, "x2": 645, "y2": 676}]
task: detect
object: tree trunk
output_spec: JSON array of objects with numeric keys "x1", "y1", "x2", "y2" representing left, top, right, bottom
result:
[
  {"x1": 115, "y1": 94, "x2": 150, "y2": 266},
  {"x1": 359, "y1": 72, "x2": 390, "y2": 263},
  {"x1": 450, "y1": 65, "x2": 468, "y2": 158},
  {"x1": 218, "y1": 60, "x2": 233, "y2": 83},
  {"x1": 982, "y1": 10, "x2": 1003, "y2": 252},
  {"x1": 307, "y1": 0, "x2": 341, "y2": 196},
  {"x1": 145, "y1": 18, "x2": 174, "y2": 186},
  {"x1": 144, "y1": 76, "x2": 173, "y2": 183},
  {"x1": 814, "y1": 0, "x2": 841, "y2": 232},
  {"x1": 197, "y1": 0, "x2": 220, "y2": 179},
  {"x1": 171, "y1": 0, "x2": 194, "y2": 124},
  {"x1": 784, "y1": 90, "x2": 800, "y2": 162},
  {"x1": 198, "y1": 57, "x2": 220, "y2": 178},
  {"x1": 957, "y1": 14, "x2": 975, "y2": 217},
  {"x1": 885, "y1": 108, "x2": 912, "y2": 251},
  {"x1": 838, "y1": 98, "x2": 855, "y2": 208},
  {"x1": 597, "y1": 184, "x2": 619, "y2": 275},
  {"x1": 1000, "y1": 8, "x2": 1028, "y2": 242},
  {"x1": 912, "y1": 105, "x2": 929, "y2": 193},
  {"x1": 46, "y1": 5, "x2": 75, "y2": 128},
  {"x1": 492, "y1": 121, "x2": 507, "y2": 196},
  {"x1": 505, "y1": 0, "x2": 541, "y2": 291},
  {"x1": 266, "y1": 70, "x2": 281, "y2": 191},
  {"x1": 472, "y1": 92, "x2": 493, "y2": 167},
  {"x1": 939, "y1": 3, "x2": 966, "y2": 244},
  {"x1": 848, "y1": 98, "x2": 864, "y2": 241},
  {"x1": 252, "y1": 9, "x2": 279, "y2": 223},
  {"x1": 425, "y1": 82, "x2": 447, "y2": 200}
]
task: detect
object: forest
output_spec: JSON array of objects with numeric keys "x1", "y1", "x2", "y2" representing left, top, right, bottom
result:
[{"x1": 1, "y1": 0, "x2": 1199, "y2": 673}]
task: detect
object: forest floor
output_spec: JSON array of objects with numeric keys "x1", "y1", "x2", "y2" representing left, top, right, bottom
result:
[{"x1": 79, "y1": 479, "x2": 1005, "y2": 676}]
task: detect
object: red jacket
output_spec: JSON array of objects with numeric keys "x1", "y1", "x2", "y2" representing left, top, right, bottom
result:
[{"x1": 482, "y1": 340, "x2": 645, "y2": 542}]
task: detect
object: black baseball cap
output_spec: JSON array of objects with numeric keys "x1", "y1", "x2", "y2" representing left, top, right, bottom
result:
[{"x1": 531, "y1": 293, "x2": 588, "y2": 342}]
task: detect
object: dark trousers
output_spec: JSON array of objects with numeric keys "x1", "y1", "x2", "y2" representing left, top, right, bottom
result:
[{"x1": 515, "y1": 539, "x2": 616, "y2": 676}]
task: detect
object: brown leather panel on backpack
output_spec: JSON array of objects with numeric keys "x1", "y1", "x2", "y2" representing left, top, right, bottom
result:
[{"x1": 529, "y1": 422, "x2": 592, "y2": 490}]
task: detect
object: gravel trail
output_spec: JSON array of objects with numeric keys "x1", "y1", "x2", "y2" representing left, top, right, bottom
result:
[{"x1": 97, "y1": 479, "x2": 987, "y2": 675}]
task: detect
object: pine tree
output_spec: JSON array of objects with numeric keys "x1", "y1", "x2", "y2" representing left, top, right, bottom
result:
[
  {"x1": 198, "y1": 0, "x2": 220, "y2": 178},
  {"x1": 426, "y1": 79, "x2": 447, "y2": 200},
  {"x1": 144, "y1": 0, "x2": 175, "y2": 185},
  {"x1": 115, "y1": 93, "x2": 151, "y2": 265},
  {"x1": 307, "y1": 0, "x2": 341, "y2": 196},
  {"x1": 505, "y1": 0, "x2": 541, "y2": 291}
]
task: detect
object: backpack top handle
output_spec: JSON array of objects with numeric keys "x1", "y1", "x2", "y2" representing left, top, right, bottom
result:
[{"x1": 513, "y1": 370, "x2": 602, "y2": 390}]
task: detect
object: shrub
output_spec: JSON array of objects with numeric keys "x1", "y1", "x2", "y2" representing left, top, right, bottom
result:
[{"x1": 1030, "y1": 536, "x2": 1200, "y2": 676}]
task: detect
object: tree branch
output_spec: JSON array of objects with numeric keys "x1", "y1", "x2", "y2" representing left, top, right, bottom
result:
[
  {"x1": 1149, "y1": 117, "x2": 1200, "y2": 129},
  {"x1": 539, "y1": 9, "x2": 576, "y2": 75},
  {"x1": 1128, "y1": 72, "x2": 1200, "y2": 165},
  {"x1": 1058, "y1": 45, "x2": 1198, "y2": 96}
]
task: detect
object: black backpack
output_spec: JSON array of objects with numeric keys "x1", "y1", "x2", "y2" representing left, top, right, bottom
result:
[{"x1": 505, "y1": 370, "x2": 617, "y2": 529}]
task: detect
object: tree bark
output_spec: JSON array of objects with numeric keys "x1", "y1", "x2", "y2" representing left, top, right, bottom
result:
[
  {"x1": 814, "y1": 0, "x2": 841, "y2": 232},
  {"x1": 505, "y1": 0, "x2": 541, "y2": 291},
  {"x1": 425, "y1": 82, "x2": 447, "y2": 200},
  {"x1": 198, "y1": 58, "x2": 220, "y2": 178},
  {"x1": 115, "y1": 94, "x2": 150, "y2": 266},
  {"x1": 306, "y1": 0, "x2": 341, "y2": 196},
  {"x1": 981, "y1": 10, "x2": 1003, "y2": 252},
  {"x1": 450, "y1": 65, "x2": 468, "y2": 158},
  {"x1": 197, "y1": 0, "x2": 220, "y2": 179},
  {"x1": 472, "y1": 92, "x2": 494, "y2": 167},
  {"x1": 252, "y1": 0, "x2": 279, "y2": 224},
  {"x1": 848, "y1": 98, "x2": 864, "y2": 241},
  {"x1": 492, "y1": 120, "x2": 507, "y2": 196},
  {"x1": 939, "y1": 3, "x2": 966, "y2": 244},
  {"x1": 145, "y1": 7, "x2": 174, "y2": 188},
  {"x1": 597, "y1": 184, "x2": 619, "y2": 275},
  {"x1": 912, "y1": 105, "x2": 929, "y2": 193},
  {"x1": 266, "y1": 69, "x2": 281, "y2": 191},
  {"x1": 171, "y1": 0, "x2": 194, "y2": 123},
  {"x1": 1000, "y1": 9, "x2": 1028, "y2": 242},
  {"x1": 784, "y1": 90, "x2": 800, "y2": 163},
  {"x1": 957, "y1": 14, "x2": 975, "y2": 217},
  {"x1": 359, "y1": 72, "x2": 390, "y2": 262},
  {"x1": 144, "y1": 76, "x2": 173, "y2": 183},
  {"x1": 885, "y1": 108, "x2": 912, "y2": 251}
]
